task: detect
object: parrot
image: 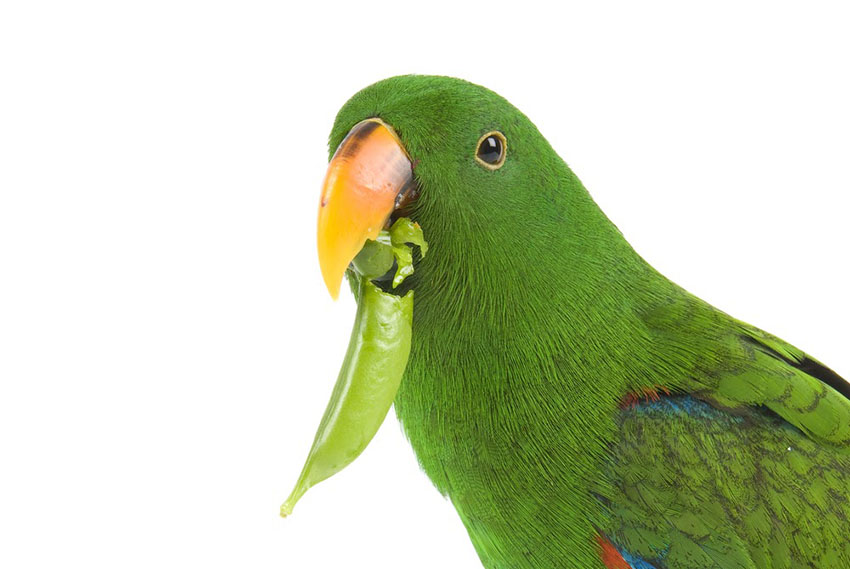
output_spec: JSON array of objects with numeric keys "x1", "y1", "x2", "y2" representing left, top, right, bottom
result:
[{"x1": 283, "y1": 74, "x2": 850, "y2": 569}]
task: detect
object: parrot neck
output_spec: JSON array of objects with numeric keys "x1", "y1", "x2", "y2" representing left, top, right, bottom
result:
[{"x1": 394, "y1": 169, "x2": 687, "y2": 568}]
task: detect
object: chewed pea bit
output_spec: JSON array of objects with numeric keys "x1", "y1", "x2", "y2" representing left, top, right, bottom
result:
[{"x1": 350, "y1": 218, "x2": 428, "y2": 289}]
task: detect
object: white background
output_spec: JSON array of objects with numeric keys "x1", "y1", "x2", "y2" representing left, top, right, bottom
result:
[{"x1": 1, "y1": 2, "x2": 848, "y2": 568}]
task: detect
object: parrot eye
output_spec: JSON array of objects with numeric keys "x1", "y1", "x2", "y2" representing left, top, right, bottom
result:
[{"x1": 475, "y1": 131, "x2": 506, "y2": 170}]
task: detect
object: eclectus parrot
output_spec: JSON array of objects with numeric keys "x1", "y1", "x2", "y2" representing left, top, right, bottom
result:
[{"x1": 283, "y1": 75, "x2": 850, "y2": 569}]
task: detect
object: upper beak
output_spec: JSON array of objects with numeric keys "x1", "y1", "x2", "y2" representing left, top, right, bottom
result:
[{"x1": 317, "y1": 118, "x2": 415, "y2": 299}]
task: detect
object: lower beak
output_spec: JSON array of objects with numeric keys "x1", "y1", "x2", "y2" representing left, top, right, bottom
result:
[{"x1": 317, "y1": 118, "x2": 415, "y2": 299}]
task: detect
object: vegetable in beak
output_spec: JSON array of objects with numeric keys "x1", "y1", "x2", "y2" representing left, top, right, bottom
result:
[{"x1": 281, "y1": 219, "x2": 427, "y2": 517}]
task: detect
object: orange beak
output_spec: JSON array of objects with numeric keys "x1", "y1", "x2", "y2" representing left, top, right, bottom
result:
[{"x1": 317, "y1": 118, "x2": 415, "y2": 299}]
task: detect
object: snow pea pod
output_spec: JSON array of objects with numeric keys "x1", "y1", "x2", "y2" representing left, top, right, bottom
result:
[{"x1": 280, "y1": 277, "x2": 413, "y2": 516}]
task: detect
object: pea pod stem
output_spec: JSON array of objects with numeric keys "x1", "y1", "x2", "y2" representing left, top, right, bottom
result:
[{"x1": 281, "y1": 278, "x2": 413, "y2": 517}]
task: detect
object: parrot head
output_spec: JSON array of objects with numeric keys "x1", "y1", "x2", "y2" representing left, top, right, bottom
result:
[{"x1": 317, "y1": 74, "x2": 587, "y2": 305}]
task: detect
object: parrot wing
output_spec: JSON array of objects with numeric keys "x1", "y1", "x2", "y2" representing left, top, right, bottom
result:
[
  {"x1": 597, "y1": 292, "x2": 850, "y2": 569},
  {"x1": 641, "y1": 291, "x2": 850, "y2": 445}
]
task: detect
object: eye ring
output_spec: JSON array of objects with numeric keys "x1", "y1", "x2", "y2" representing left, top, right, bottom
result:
[{"x1": 475, "y1": 131, "x2": 507, "y2": 170}]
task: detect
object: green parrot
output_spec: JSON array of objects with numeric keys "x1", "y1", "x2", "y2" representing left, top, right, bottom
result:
[{"x1": 285, "y1": 75, "x2": 850, "y2": 569}]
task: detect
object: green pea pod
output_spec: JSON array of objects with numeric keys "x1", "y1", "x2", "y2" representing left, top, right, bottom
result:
[{"x1": 280, "y1": 277, "x2": 413, "y2": 517}]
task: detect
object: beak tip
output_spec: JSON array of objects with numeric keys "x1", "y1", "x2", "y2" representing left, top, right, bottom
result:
[{"x1": 321, "y1": 271, "x2": 342, "y2": 300}]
